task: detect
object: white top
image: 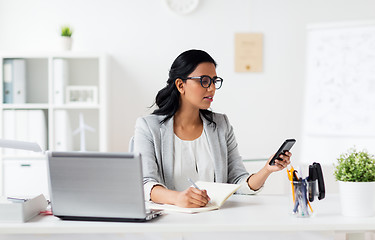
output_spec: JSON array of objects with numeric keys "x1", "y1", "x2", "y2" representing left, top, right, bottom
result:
[
  {"x1": 143, "y1": 129, "x2": 215, "y2": 199},
  {"x1": 143, "y1": 127, "x2": 257, "y2": 200},
  {"x1": 173, "y1": 129, "x2": 215, "y2": 191}
]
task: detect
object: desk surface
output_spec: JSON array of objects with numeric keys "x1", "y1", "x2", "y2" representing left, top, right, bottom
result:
[{"x1": 0, "y1": 194, "x2": 374, "y2": 234}]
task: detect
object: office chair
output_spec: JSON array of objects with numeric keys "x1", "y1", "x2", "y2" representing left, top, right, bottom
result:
[{"x1": 128, "y1": 136, "x2": 134, "y2": 152}]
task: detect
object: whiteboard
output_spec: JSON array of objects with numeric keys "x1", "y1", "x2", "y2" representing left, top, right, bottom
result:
[{"x1": 301, "y1": 21, "x2": 375, "y2": 164}]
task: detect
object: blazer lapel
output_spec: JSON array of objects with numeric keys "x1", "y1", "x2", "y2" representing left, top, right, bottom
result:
[
  {"x1": 202, "y1": 115, "x2": 225, "y2": 183},
  {"x1": 160, "y1": 117, "x2": 175, "y2": 190}
]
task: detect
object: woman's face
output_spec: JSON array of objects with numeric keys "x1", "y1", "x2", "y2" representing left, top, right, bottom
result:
[{"x1": 180, "y1": 62, "x2": 217, "y2": 110}]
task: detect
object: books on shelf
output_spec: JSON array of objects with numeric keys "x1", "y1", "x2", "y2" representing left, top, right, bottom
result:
[
  {"x1": 146, "y1": 181, "x2": 241, "y2": 213},
  {"x1": 53, "y1": 58, "x2": 68, "y2": 105},
  {"x1": 3, "y1": 59, "x2": 26, "y2": 104},
  {"x1": 2, "y1": 110, "x2": 47, "y2": 156}
]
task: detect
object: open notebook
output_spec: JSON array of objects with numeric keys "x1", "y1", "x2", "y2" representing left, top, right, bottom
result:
[{"x1": 146, "y1": 181, "x2": 241, "y2": 213}]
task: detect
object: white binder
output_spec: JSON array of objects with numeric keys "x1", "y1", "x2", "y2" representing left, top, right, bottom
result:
[
  {"x1": 2, "y1": 110, "x2": 16, "y2": 155},
  {"x1": 27, "y1": 110, "x2": 47, "y2": 156},
  {"x1": 15, "y1": 110, "x2": 29, "y2": 155},
  {"x1": 12, "y1": 59, "x2": 26, "y2": 104},
  {"x1": 54, "y1": 110, "x2": 72, "y2": 151},
  {"x1": 53, "y1": 59, "x2": 69, "y2": 105},
  {"x1": 3, "y1": 60, "x2": 13, "y2": 103}
]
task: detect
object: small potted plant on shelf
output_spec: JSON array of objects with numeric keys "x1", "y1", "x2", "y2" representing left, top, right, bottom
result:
[
  {"x1": 60, "y1": 25, "x2": 73, "y2": 51},
  {"x1": 334, "y1": 147, "x2": 375, "y2": 217}
]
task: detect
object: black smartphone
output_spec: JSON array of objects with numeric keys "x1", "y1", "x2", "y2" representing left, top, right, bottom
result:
[{"x1": 268, "y1": 139, "x2": 296, "y2": 166}]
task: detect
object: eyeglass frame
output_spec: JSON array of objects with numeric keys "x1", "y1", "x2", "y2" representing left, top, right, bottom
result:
[{"x1": 182, "y1": 75, "x2": 224, "y2": 89}]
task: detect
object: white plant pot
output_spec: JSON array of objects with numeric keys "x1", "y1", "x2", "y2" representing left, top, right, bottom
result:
[
  {"x1": 61, "y1": 36, "x2": 72, "y2": 51},
  {"x1": 338, "y1": 181, "x2": 375, "y2": 217}
]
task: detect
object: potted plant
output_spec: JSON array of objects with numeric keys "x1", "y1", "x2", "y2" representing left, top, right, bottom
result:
[
  {"x1": 334, "y1": 147, "x2": 375, "y2": 217},
  {"x1": 60, "y1": 26, "x2": 73, "y2": 51}
]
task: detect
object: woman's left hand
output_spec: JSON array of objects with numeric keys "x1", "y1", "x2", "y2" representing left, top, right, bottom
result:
[
  {"x1": 266, "y1": 151, "x2": 292, "y2": 172},
  {"x1": 248, "y1": 151, "x2": 292, "y2": 191}
]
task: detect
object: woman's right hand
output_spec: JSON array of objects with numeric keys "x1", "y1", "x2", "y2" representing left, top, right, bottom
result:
[{"x1": 175, "y1": 187, "x2": 210, "y2": 208}]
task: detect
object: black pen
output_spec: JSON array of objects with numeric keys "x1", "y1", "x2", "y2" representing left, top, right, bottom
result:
[
  {"x1": 292, "y1": 170, "x2": 299, "y2": 181},
  {"x1": 7, "y1": 197, "x2": 28, "y2": 203}
]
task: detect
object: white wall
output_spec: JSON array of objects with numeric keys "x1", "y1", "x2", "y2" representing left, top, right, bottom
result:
[{"x1": 1, "y1": 0, "x2": 375, "y2": 164}]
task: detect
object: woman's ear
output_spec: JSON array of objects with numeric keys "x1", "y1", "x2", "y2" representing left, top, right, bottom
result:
[{"x1": 175, "y1": 78, "x2": 185, "y2": 94}]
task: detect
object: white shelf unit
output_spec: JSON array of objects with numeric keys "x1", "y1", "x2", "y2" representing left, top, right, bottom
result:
[{"x1": 0, "y1": 52, "x2": 108, "y2": 197}]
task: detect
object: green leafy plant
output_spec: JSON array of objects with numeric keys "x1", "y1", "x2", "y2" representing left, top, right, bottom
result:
[
  {"x1": 61, "y1": 26, "x2": 73, "y2": 37},
  {"x1": 334, "y1": 148, "x2": 375, "y2": 182}
]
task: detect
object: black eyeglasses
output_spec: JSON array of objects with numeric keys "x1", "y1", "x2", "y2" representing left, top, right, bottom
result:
[{"x1": 183, "y1": 75, "x2": 223, "y2": 89}]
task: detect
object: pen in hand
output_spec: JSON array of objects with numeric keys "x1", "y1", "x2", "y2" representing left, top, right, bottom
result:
[
  {"x1": 188, "y1": 178, "x2": 211, "y2": 204},
  {"x1": 188, "y1": 178, "x2": 201, "y2": 190}
]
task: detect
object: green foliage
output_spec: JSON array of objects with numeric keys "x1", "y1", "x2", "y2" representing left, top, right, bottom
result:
[
  {"x1": 61, "y1": 26, "x2": 73, "y2": 37},
  {"x1": 334, "y1": 148, "x2": 375, "y2": 182}
]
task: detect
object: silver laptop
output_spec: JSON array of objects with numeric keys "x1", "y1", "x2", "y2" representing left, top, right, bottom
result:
[{"x1": 46, "y1": 151, "x2": 162, "y2": 222}]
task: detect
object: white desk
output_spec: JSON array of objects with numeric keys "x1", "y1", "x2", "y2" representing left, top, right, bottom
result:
[{"x1": 0, "y1": 195, "x2": 374, "y2": 240}]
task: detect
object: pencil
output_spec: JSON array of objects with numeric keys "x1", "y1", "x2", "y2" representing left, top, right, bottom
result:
[
  {"x1": 287, "y1": 169, "x2": 295, "y2": 204},
  {"x1": 308, "y1": 201, "x2": 314, "y2": 213}
]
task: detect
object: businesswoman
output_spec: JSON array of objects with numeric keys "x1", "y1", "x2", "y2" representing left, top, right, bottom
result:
[{"x1": 134, "y1": 49, "x2": 291, "y2": 208}]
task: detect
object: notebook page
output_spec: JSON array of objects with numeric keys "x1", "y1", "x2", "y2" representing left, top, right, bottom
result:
[{"x1": 195, "y1": 181, "x2": 241, "y2": 208}]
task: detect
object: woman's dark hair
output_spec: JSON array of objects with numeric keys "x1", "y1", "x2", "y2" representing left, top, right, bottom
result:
[{"x1": 152, "y1": 49, "x2": 217, "y2": 127}]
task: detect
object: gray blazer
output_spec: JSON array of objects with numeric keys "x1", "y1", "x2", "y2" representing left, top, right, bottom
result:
[{"x1": 134, "y1": 112, "x2": 251, "y2": 191}]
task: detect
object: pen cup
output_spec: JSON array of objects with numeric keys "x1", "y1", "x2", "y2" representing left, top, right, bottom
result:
[{"x1": 290, "y1": 180, "x2": 315, "y2": 217}]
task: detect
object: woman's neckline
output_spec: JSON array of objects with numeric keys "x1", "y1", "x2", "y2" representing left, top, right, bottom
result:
[{"x1": 174, "y1": 128, "x2": 204, "y2": 142}]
